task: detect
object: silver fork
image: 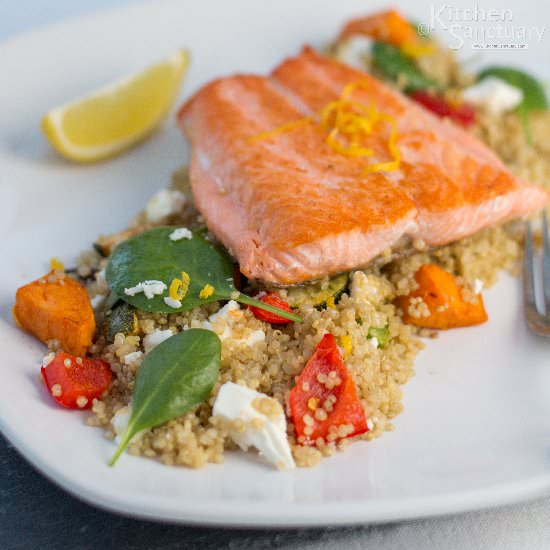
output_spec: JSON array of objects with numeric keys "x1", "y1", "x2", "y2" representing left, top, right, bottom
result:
[{"x1": 524, "y1": 211, "x2": 550, "y2": 335}]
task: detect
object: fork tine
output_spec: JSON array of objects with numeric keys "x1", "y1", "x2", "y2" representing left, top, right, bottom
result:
[
  {"x1": 524, "y1": 220, "x2": 536, "y2": 306},
  {"x1": 542, "y1": 211, "x2": 550, "y2": 314},
  {"x1": 523, "y1": 220, "x2": 542, "y2": 333},
  {"x1": 523, "y1": 218, "x2": 550, "y2": 335}
]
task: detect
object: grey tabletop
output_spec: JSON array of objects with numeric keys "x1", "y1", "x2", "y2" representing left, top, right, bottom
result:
[{"x1": 0, "y1": 431, "x2": 358, "y2": 550}]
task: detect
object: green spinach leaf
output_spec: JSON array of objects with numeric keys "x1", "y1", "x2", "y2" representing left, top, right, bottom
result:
[
  {"x1": 106, "y1": 227, "x2": 234, "y2": 312},
  {"x1": 371, "y1": 41, "x2": 439, "y2": 93},
  {"x1": 109, "y1": 328, "x2": 221, "y2": 465},
  {"x1": 105, "y1": 227, "x2": 301, "y2": 322}
]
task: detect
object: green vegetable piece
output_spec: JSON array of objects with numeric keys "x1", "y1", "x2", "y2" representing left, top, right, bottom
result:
[
  {"x1": 286, "y1": 273, "x2": 349, "y2": 308},
  {"x1": 371, "y1": 41, "x2": 439, "y2": 93},
  {"x1": 368, "y1": 326, "x2": 390, "y2": 349},
  {"x1": 109, "y1": 329, "x2": 221, "y2": 465},
  {"x1": 478, "y1": 67, "x2": 548, "y2": 144},
  {"x1": 105, "y1": 302, "x2": 138, "y2": 342},
  {"x1": 104, "y1": 291, "x2": 121, "y2": 311},
  {"x1": 106, "y1": 227, "x2": 301, "y2": 322}
]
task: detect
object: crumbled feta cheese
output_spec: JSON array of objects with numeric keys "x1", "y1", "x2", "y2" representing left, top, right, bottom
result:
[
  {"x1": 124, "y1": 280, "x2": 167, "y2": 300},
  {"x1": 369, "y1": 337, "x2": 379, "y2": 349},
  {"x1": 335, "y1": 36, "x2": 373, "y2": 69},
  {"x1": 169, "y1": 227, "x2": 193, "y2": 241},
  {"x1": 163, "y1": 296, "x2": 182, "y2": 309},
  {"x1": 201, "y1": 301, "x2": 265, "y2": 346},
  {"x1": 145, "y1": 189, "x2": 186, "y2": 223},
  {"x1": 462, "y1": 77, "x2": 524, "y2": 115},
  {"x1": 41, "y1": 352, "x2": 55, "y2": 367},
  {"x1": 90, "y1": 294, "x2": 105, "y2": 309},
  {"x1": 212, "y1": 302, "x2": 239, "y2": 321},
  {"x1": 143, "y1": 329, "x2": 174, "y2": 354},
  {"x1": 245, "y1": 330, "x2": 266, "y2": 346},
  {"x1": 473, "y1": 278, "x2": 484, "y2": 295},
  {"x1": 123, "y1": 351, "x2": 143, "y2": 366},
  {"x1": 367, "y1": 418, "x2": 375, "y2": 431},
  {"x1": 213, "y1": 382, "x2": 295, "y2": 470},
  {"x1": 112, "y1": 404, "x2": 144, "y2": 445}
]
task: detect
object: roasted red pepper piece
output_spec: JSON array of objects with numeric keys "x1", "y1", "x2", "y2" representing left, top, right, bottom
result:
[
  {"x1": 289, "y1": 333, "x2": 368, "y2": 445},
  {"x1": 248, "y1": 292, "x2": 294, "y2": 324},
  {"x1": 41, "y1": 352, "x2": 112, "y2": 409},
  {"x1": 410, "y1": 90, "x2": 476, "y2": 127}
]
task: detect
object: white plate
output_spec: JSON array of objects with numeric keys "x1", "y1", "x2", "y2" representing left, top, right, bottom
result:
[{"x1": 1, "y1": 0, "x2": 550, "y2": 528}]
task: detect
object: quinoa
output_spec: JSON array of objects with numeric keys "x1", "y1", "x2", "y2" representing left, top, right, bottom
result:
[{"x1": 76, "y1": 44, "x2": 550, "y2": 470}]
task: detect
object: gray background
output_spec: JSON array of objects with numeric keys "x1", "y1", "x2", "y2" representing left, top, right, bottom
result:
[{"x1": 2, "y1": 2, "x2": 550, "y2": 548}]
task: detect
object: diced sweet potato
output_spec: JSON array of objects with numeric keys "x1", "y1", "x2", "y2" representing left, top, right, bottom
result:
[
  {"x1": 13, "y1": 271, "x2": 96, "y2": 356},
  {"x1": 394, "y1": 264, "x2": 488, "y2": 329},
  {"x1": 339, "y1": 9, "x2": 419, "y2": 47}
]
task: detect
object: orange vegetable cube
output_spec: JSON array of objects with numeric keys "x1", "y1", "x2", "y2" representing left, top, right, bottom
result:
[
  {"x1": 339, "y1": 9, "x2": 420, "y2": 48},
  {"x1": 394, "y1": 264, "x2": 488, "y2": 329},
  {"x1": 14, "y1": 271, "x2": 96, "y2": 356}
]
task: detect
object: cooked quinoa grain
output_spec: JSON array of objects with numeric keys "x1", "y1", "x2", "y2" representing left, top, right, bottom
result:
[{"x1": 77, "y1": 44, "x2": 550, "y2": 470}]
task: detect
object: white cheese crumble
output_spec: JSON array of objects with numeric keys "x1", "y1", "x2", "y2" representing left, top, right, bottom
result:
[
  {"x1": 123, "y1": 351, "x2": 143, "y2": 366},
  {"x1": 242, "y1": 330, "x2": 266, "y2": 346},
  {"x1": 201, "y1": 301, "x2": 265, "y2": 346},
  {"x1": 473, "y1": 278, "x2": 484, "y2": 295},
  {"x1": 112, "y1": 404, "x2": 144, "y2": 445},
  {"x1": 334, "y1": 36, "x2": 373, "y2": 69},
  {"x1": 369, "y1": 337, "x2": 379, "y2": 349},
  {"x1": 163, "y1": 296, "x2": 182, "y2": 309},
  {"x1": 169, "y1": 227, "x2": 193, "y2": 241},
  {"x1": 124, "y1": 280, "x2": 167, "y2": 300},
  {"x1": 145, "y1": 189, "x2": 186, "y2": 223},
  {"x1": 143, "y1": 329, "x2": 174, "y2": 354},
  {"x1": 462, "y1": 77, "x2": 524, "y2": 115},
  {"x1": 213, "y1": 382, "x2": 295, "y2": 470}
]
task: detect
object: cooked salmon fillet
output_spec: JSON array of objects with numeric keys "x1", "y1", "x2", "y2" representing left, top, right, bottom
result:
[{"x1": 178, "y1": 48, "x2": 548, "y2": 285}]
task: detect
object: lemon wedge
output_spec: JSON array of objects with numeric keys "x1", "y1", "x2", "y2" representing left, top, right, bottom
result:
[{"x1": 41, "y1": 49, "x2": 190, "y2": 162}]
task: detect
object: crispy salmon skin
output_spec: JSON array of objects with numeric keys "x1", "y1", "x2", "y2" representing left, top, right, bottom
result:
[{"x1": 177, "y1": 48, "x2": 548, "y2": 285}]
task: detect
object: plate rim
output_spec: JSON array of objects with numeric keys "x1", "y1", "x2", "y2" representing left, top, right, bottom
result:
[
  {"x1": 3, "y1": 400, "x2": 550, "y2": 527},
  {"x1": 2, "y1": 0, "x2": 550, "y2": 528}
]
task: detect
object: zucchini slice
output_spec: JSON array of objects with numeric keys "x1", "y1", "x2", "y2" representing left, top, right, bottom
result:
[
  {"x1": 104, "y1": 302, "x2": 139, "y2": 342},
  {"x1": 286, "y1": 273, "x2": 349, "y2": 308}
]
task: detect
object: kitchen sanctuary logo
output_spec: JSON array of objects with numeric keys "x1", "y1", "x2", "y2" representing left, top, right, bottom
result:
[{"x1": 417, "y1": 5, "x2": 546, "y2": 49}]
